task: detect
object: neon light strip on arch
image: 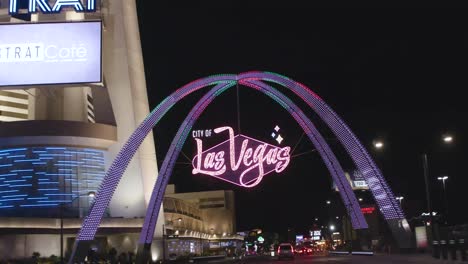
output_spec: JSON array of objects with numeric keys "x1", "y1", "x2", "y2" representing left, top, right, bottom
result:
[
  {"x1": 139, "y1": 81, "x2": 367, "y2": 245},
  {"x1": 69, "y1": 72, "x2": 407, "y2": 262},
  {"x1": 239, "y1": 72, "x2": 404, "y2": 220}
]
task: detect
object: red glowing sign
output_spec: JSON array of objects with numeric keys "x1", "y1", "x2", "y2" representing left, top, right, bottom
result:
[
  {"x1": 192, "y1": 126, "x2": 291, "y2": 187},
  {"x1": 361, "y1": 207, "x2": 376, "y2": 214}
]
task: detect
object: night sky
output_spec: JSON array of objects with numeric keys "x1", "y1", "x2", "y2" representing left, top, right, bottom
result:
[{"x1": 136, "y1": 5, "x2": 467, "y2": 235}]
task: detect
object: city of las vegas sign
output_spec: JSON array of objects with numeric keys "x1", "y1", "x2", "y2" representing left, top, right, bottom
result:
[{"x1": 192, "y1": 126, "x2": 291, "y2": 188}]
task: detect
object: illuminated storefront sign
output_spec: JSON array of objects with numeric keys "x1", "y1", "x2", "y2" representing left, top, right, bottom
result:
[
  {"x1": 361, "y1": 207, "x2": 376, "y2": 214},
  {"x1": 415, "y1": 226, "x2": 428, "y2": 248},
  {"x1": 192, "y1": 126, "x2": 291, "y2": 188},
  {"x1": 295, "y1": 235, "x2": 304, "y2": 243},
  {"x1": 9, "y1": 0, "x2": 96, "y2": 14},
  {"x1": 0, "y1": 21, "x2": 101, "y2": 87},
  {"x1": 310, "y1": 230, "x2": 321, "y2": 241}
]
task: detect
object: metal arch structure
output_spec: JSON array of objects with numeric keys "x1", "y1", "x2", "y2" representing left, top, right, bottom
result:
[
  {"x1": 69, "y1": 72, "x2": 412, "y2": 263},
  {"x1": 135, "y1": 76, "x2": 368, "y2": 261}
]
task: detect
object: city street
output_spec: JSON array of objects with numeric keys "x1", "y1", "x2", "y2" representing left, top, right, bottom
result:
[
  {"x1": 0, "y1": 2, "x2": 467, "y2": 263},
  {"x1": 200, "y1": 254, "x2": 455, "y2": 264}
]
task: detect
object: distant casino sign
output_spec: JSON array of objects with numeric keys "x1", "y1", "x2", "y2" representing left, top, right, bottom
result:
[
  {"x1": 0, "y1": 21, "x2": 102, "y2": 87},
  {"x1": 192, "y1": 126, "x2": 291, "y2": 188}
]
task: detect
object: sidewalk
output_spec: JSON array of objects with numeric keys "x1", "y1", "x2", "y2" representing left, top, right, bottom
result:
[{"x1": 372, "y1": 253, "x2": 467, "y2": 264}]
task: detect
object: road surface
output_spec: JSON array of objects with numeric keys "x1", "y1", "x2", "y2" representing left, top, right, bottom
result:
[{"x1": 199, "y1": 253, "x2": 456, "y2": 264}]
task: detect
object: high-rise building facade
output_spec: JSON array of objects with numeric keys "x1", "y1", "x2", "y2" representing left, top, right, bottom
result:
[{"x1": 0, "y1": 0, "x2": 164, "y2": 259}]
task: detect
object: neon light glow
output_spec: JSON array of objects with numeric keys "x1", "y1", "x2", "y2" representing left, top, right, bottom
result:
[
  {"x1": 0, "y1": 146, "x2": 104, "y2": 213},
  {"x1": 69, "y1": 72, "x2": 410, "y2": 262},
  {"x1": 10, "y1": 0, "x2": 96, "y2": 14},
  {"x1": 361, "y1": 207, "x2": 376, "y2": 214},
  {"x1": 51, "y1": 0, "x2": 85, "y2": 13},
  {"x1": 192, "y1": 126, "x2": 290, "y2": 188},
  {"x1": 28, "y1": 0, "x2": 52, "y2": 13}
]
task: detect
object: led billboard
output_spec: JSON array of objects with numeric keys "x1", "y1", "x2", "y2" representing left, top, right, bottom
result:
[{"x1": 0, "y1": 21, "x2": 102, "y2": 87}]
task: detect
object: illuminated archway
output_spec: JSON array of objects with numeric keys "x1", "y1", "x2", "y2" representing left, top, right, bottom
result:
[
  {"x1": 138, "y1": 80, "x2": 368, "y2": 249},
  {"x1": 69, "y1": 72, "x2": 412, "y2": 263}
]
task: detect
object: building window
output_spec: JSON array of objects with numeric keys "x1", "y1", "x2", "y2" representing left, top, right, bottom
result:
[{"x1": 0, "y1": 90, "x2": 29, "y2": 122}]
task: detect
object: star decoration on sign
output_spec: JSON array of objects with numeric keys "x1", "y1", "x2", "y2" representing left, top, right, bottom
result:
[
  {"x1": 271, "y1": 125, "x2": 284, "y2": 144},
  {"x1": 276, "y1": 135, "x2": 284, "y2": 144}
]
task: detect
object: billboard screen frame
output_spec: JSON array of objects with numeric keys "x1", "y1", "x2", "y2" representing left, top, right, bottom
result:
[{"x1": 0, "y1": 20, "x2": 103, "y2": 88}]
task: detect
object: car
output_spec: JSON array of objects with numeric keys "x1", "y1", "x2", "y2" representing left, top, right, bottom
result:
[
  {"x1": 302, "y1": 246, "x2": 314, "y2": 255},
  {"x1": 295, "y1": 245, "x2": 313, "y2": 255},
  {"x1": 277, "y1": 243, "x2": 294, "y2": 260},
  {"x1": 294, "y1": 246, "x2": 306, "y2": 255}
]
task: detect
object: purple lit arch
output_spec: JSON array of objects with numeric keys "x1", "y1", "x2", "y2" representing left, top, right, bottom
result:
[{"x1": 69, "y1": 72, "x2": 412, "y2": 263}]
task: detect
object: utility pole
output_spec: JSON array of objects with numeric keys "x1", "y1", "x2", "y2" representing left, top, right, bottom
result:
[
  {"x1": 60, "y1": 204, "x2": 64, "y2": 264},
  {"x1": 345, "y1": 203, "x2": 352, "y2": 253},
  {"x1": 422, "y1": 154, "x2": 437, "y2": 243}
]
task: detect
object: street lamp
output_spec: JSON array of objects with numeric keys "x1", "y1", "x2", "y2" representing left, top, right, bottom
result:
[
  {"x1": 442, "y1": 135, "x2": 453, "y2": 143},
  {"x1": 329, "y1": 225, "x2": 335, "y2": 231},
  {"x1": 437, "y1": 176, "x2": 449, "y2": 223},
  {"x1": 358, "y1": 198, "x2": 363, "y2": 202},
  {"x1": 437, "y1": 176, "x2": 448, "y2": 187},
  {"x1": 395, "y1": 196, "x2": 404, "y2": 206},
  {"x1": 60, "y1": 191, "x2": 96, "y2": 264},
  {"x1": 373, "y1": 140, "x2": 384, "y2": 149},
  {"x1": 422, "y1": 133, "x2": 454, "y2": 247}
]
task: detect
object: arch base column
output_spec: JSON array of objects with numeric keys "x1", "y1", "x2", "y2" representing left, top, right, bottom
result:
[
  {"x1": 68, "y1": 240, "x2": 93, "y2": 264},
  {"x1": 135, "y1": 243, "x2": 152, "y2": 264}
]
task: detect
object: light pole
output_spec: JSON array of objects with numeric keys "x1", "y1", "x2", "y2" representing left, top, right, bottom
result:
[
  {"x1": 395, "y1": 196, "x2": 404, "y2": 206},
  {"x1": 422, "y1": 133, "x2": 453, "y2": 246},
  {"x1": 437, "y1": 176, "x2": 449, "y2": 223},
  {"x1": 422, "y1": 153, "x2": 437, "y2": 246},
  {"x1": 60, "y1": 191, "x2": 95, "y2": 264}
]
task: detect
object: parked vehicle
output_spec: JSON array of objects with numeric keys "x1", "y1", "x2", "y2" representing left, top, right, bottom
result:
[{"x1": 277, "y1": 243, "x2": 294, "y2": 260}]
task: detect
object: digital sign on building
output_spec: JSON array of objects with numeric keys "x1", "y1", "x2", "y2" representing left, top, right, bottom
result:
[
  {"x1": 310, "y1": 230, "x2": 321, "y2": 241},
  {"x1": 332, "y1": 169, "x2": 369, "y2": 191},
  {"x1": 0, "y1": 21, "x2": 102, "y2": 87},
  {"x1": 0, "y1": 147, "x2": 105, "y2": 216}
]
